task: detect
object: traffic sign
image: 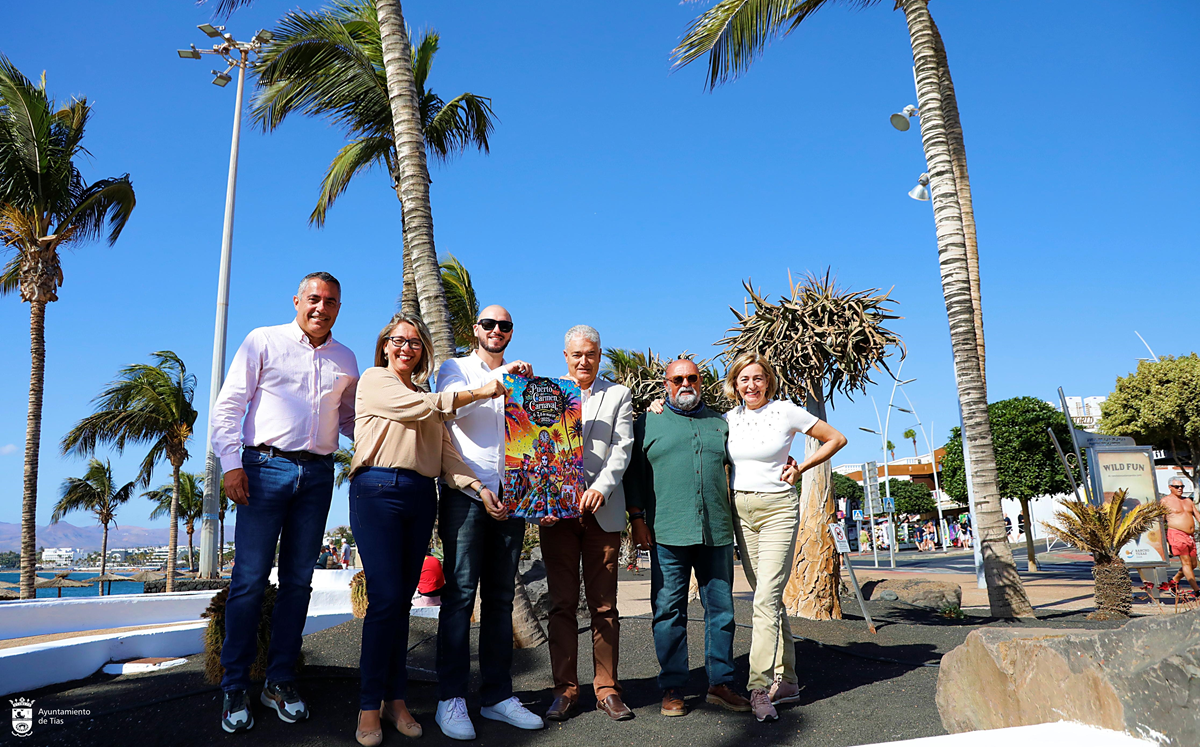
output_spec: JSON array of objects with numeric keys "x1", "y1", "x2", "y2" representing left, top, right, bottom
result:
[
  {"x1": 882, "y1": 497, "x2": 895, "y2": 513},
  {"x1": 863, "y1": 461, "x2": 879, "y2": 513},
  {"x1": 852, "y1": 509, "x2": 864, "y2": 521},
  {"x1": 828, "y1": 523, "x2": 852, "y2": 554}
]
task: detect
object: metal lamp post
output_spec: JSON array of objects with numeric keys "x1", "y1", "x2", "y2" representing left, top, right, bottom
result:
[
  {"x1": 860, "y1": 363, "x2": 915, "y2": 569},
  {"x1": 892, "y1": 391, "x2": 948, "y2": 552},
  {"x1": 178, "y1": 25, "x2": 272, "y2": 579}
]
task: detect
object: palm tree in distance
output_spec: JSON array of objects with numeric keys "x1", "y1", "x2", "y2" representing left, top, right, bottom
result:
[
  {"x1": 221, "y1": 0, "x2": 472, "y2": 365},
  {"x1": 146, "y1": 473, "x2": 205, "y2": 573},
  {"x1": 673, "y1": 0, "x2": 1031, "y2": 616},
  {"x1": 53, "y1": 459, "x2": 136, "y2": 585},
  {"x1": 61, "y1": 352, "x2": 198, "y2": 592},
  {"x1": 0, "y1": 56, "x2": 137, "y2": 598},
  {"x1": 903, "y1": 428, "x2": 918, "y2": 458},
  {"x1": 887, "y1": 440, "x2": 896, "y2": 462}
]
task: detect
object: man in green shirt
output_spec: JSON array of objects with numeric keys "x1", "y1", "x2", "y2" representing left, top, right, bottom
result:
[{"x1": 625, "y1": 359, "x2": 750, "y2": 718}]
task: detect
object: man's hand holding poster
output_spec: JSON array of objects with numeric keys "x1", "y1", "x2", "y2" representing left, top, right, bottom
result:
[{"x1": 502, "y1": 374, "x2": 585, "y2": 520}]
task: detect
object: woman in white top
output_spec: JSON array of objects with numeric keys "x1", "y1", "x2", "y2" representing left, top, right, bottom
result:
[{"x1": 723, "y1": 352, "x2": 845, "y2": 722}]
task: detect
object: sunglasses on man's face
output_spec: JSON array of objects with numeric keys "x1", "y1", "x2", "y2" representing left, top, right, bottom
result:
[
  {"x1": 1170, "y1": 484, "x2": 1184, "y2": 490},
  {"x1": 476, "y1": 318, "x2": 513, "y2": 333},
  {"x1": 668, "y1": 374, "x2": 700, "y2": 386}
]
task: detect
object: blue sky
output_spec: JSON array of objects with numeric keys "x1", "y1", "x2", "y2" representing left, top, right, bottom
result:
[{"x1": 1, "y1": 1, "x2": 1197, "y2": 533}]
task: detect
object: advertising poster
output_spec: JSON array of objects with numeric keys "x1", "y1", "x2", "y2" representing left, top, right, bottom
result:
[
  {"x1": 502, "y1": 375, "x2": 585, "y2": 520},
  {"x1": 1090, "y1": 447, "x2": 1167, "y2": 566}
]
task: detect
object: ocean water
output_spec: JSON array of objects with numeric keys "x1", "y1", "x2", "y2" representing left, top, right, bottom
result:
[{"x1": 0, "y1": 571, "x2": 145, "y2": 599}]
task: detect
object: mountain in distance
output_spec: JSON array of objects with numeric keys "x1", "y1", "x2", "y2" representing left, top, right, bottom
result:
[{"x1": 0, "y1": 521, "x2": 235, "y2": 552}]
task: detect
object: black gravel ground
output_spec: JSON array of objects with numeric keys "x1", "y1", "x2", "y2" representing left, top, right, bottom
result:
[{"x1": 15, "y1": 574, "x2": 1124, "y2": 747}]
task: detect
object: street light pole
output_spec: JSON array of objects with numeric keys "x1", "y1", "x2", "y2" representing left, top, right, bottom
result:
[
  {"x1": 862, "y1": 362, "x2": 914, "y2": 570},
  {"x1": 895, "y1": 390, "x2": 948, "y2": 552},
  {"x1": 178, "y1": 26, "x2": 272, "y2": 579}
]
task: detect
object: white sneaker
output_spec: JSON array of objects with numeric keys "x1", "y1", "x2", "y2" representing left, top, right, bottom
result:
[
  {"x1": 479, "y1": 696, "x2": 544, "y2": 730},
  {"x1": 436, "y1": 698, "x2": 476, "y2": 741}
]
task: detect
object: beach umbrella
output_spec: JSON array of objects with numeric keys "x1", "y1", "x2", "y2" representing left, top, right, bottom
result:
[
  {"x1": 0, "y1": 589, "x2": 18, "y2": 600},
  {"x1": 0, "y1": 580, "x2": 18, "y2": 589},
  {"x1": 87, "y1": 572, "x2": 130, "y2": 596},
  {"x1": 126, "y1": 570, "x2": 165, "y2": 583},
  {"x1": 34, "y1": 575, "x2": 90, "y2": 598}
]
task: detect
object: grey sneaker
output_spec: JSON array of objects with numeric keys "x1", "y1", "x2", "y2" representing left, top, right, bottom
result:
[
  {"x1": 750, "y1": 689, "x2": 778, "y2": 723},
  {"x1": 260, "y1": 680, "x2": 309, "y2": 723},
  {"x1": 221, "y1": 689, "x2": 254, "y2": 733},
  {"x1": 769, "y1": 676, "x2": 802, "y2": 704}
]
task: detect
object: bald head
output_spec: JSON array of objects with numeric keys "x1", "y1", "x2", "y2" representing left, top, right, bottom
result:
[
  {"x1": 474, "y1": 305, "x2": 513, "y2": 354},
  {"x1": 665, "y1": 359, "x2": 702, "y2": 411}
]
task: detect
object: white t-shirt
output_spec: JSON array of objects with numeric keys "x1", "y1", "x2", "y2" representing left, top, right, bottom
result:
[{"x1": 725, "y1": 400, "x2": 818, "y2": 492}]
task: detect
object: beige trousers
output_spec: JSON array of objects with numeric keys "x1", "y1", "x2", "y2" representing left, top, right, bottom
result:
[{"x1": 732, "y1": 489, "x2": 799, "y2": 691}]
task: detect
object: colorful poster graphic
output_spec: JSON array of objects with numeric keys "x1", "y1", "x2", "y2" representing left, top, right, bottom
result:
[
  {"x1": 1091, "y1": 448, "x2": 1167, "y2": 566},
  {"x1": 502, "y1": 375, "x2": 585, "y2": 520}
]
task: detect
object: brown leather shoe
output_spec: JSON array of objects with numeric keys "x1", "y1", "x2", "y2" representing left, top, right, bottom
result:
[
  {"x1": 660, "y1": 689, "x2": 686, "y2": 717},
  {"x1": 545, "y1": 694, "x2": 577, "y2": 722},
  {"x1": 597, "y1": 694, "x2": 633, "y2": 721},
  {"x1": 706, "y1": 684, "x2": 751, "y2": 713}
]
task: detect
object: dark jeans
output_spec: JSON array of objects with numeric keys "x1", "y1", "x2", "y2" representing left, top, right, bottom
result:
[
  {"x1": 650, "y1": 542, "x2": 736, "y2": 690},
  {"x1": 435, "y1": 488, "x2": 525, "y2": 705},
  {"x1": 220, "y1": 450, "x2": 334, "y2": 692},
  {"x1": 350, "y1": 467, "x2": 437, "y2": 710}
]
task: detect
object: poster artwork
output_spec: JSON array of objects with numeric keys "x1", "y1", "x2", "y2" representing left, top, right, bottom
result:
[
  {"x1": 1091, "y1": 449, "x2": 1167, "y2": 565},
  {"x1": 502, "y1": 375, "x2": 585, "y2": 520}
]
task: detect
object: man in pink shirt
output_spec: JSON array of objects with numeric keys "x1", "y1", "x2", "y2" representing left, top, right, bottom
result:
[{"x1": 210, "y1": 272, "x2": 359, "y2": 734}]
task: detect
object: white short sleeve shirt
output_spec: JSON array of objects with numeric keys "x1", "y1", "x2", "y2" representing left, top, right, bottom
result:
[{"x1": 724, "y1": 399, "x2": 818, "y2": 492}]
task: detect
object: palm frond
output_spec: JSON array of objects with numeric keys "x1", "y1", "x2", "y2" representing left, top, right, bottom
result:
[
  {"x1": 672, "y1": 0, "x2": 880, "y2": 89},
  {"x1": 310, "y1": 135, "x2": 393, "y2": 227},
  {"x1": 203, "y1": 0, "x2": 256, "y2": 20},
  {"x1": 55, "y1": 175, "x2": 135, "y2": 246},
  {"x1": 0, "y1": 53, "x2": 52, "y2": 192},
  {"x1": 425, "y1": 92, "x2": 495, "y2": 162},
  {"x1": 411, "y1": 27, "x2": 439, "y2": 91},
  {"x1": 1040, "y1": 489, "x2": 1167, "y2": 564},
  {"x1": 439, "y1": 254, "x2": 478, "y2": 353}
]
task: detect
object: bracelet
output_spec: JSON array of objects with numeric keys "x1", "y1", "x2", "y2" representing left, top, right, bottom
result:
[{"x1": 628, "y1": 510, "x2": 646, "y2": 522}]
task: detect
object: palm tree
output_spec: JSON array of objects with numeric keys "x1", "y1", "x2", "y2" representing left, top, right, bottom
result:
[
  {"x1": 334, "y1": 446, "x2": 355, "y2": 489},
  {"x1": 211, "y1": 475, "x2": 234, "y2": 570},
  {"x1": 1042, "y1": 490, "x2": 1166, "y2": 620},
  {"x1": 673, "y1": 0, "x2": 1031, "y2": 617},
  {"x1": 146, "y1": 473, "x2": 205, "y2": 572},
  {"x1": 720, "y1": 272, "x2": 902, "y2": 620},
  {"x1": 53, "y1": 459, "x2": 136, "y2": 585},
  {"x1": 903, "y1": 428, "x2": 918, "y2": 458},
  {"x1": 61, "y1": 352, "x2": 198, "y2": 592},
  {"x1": 241, "y1": 0, "x2": 480, "y2": 364},
  {"x1": 440, "y1": 254, "x2": 480, "y2": 354},
  {"x1": 601, "y1": 348, "x2": 728, "y2": 416},
  {"x1": 886, "y1": 440, "x2": 896, "y2": 462},
  {"x1": 0, "y1": 57, "x2": 137, "y2": 598}
]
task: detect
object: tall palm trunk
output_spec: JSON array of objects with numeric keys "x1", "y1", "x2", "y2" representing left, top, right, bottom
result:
[
  {"x1": 391, "y1": 181, "x2": 420, "y2": 316},
  {"x1": 167, "y1": 464, "x2": 181, "y2": 593},
  {"x1": 512, "y1": 571, "x2": 547, "y2": 648},
  {"x1": 100, "y1": 523, "x2": 110, "y2": 590},
  {"x1": 187, "y1": 526, "x2": 196, "y2": 572},
  {"x1": 784, "y1": 384, "x2": 841, "y2": 619},
  {"x1": 20, "y1": 300, "x2": 48, "y2": 600},
  {"x1": 375, "y1": 0, "x2": 455, "y2": 366},
  {"x1": 930, "y1": 17, "x2": 984, "y2": 388},
  {"x1": 901, "y1": 0, "x2": 1032, "y2": 617}
]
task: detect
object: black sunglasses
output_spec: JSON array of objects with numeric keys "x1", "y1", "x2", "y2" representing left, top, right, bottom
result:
[
  {"x1": 477, "y1": 318, "x2": 513, "y2": 333},
  {"x1": 668, "y1": 374, "x2": 700, "y2": 386}
]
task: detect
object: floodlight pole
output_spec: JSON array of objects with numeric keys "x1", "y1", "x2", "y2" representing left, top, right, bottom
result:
[
  {"x1": 178, "y1": 27, "x2": 268, "y2": 579},
  {"x1": 896, "y1": 389, "x2": 947, "y2": 552}
]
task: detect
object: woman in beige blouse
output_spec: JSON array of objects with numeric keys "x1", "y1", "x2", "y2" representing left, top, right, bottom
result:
[{"x1": 351, "y1": 313, "x2": 504, "y2": 746}]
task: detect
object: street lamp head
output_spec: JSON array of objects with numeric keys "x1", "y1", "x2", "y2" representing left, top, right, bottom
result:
[
  {"x1": 890, "y1": 105, "x2": 918, "y2": 131},
  {"x1": 253, "y1": 29, "x2": 274, "y2": 44},
  {"x1": 908, "y1": 173, "x2": 930, "y2": 201},
  {"x1": 211, "y1": 70, "x2": 233, "y2": 87},
  {"x1": 859, "y1": 427, "x2": 880, "y2": 435},
  {"x1": 198, "y1": 23, "x2": 224, "y2": 38},
  {"x1": 177, "y1": 46, "x2": 202, "y2": 60}
]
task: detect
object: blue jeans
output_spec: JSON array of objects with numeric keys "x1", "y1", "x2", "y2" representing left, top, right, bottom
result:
[
  {"x1": 650, "y1": 542, "x2": 736, "y2": 690},
  {"x1": 435, "y1": 488, "x2": 525, "y2": 705},
  {"x1": 220, "y1": 450, "x2": 334, "y2": 692},
  {"x1": 350, "y1": 467, "x2": 437, "y2": 710}
]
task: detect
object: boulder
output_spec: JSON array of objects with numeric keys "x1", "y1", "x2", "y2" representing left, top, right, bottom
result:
[
  {"x1": 518, "y1": 553, "x2": 591, "y2": 624},
  {"x1": 856, "y1": 576, "x2": 962, "y2": 609},
  {"x1": 936, "y1": 610, "x2": 1200, "y2": 746}
]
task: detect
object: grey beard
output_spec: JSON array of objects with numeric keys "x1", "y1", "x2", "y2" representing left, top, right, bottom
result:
[{"x1": 669, "y1": 388, "x2": 701, "y2": 411}]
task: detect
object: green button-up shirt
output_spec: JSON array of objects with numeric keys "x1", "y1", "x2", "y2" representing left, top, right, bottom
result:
[{"x1": 623, "y1": 405, "x2": 733, "y2": 547}]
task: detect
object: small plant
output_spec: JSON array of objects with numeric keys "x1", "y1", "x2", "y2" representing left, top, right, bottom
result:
[
  {"x1": 201, "y1": 583, "x2": 303, "y2": 684},
  {"x1": 939, "y1": 602, "x2": 964, "y2": 620},
  {"x1": 1042, "y1": 489, "x2": 1167, "y2": 620},
  {"x1": 350, "y1": 571, "x2": 368, "y2": 619}
]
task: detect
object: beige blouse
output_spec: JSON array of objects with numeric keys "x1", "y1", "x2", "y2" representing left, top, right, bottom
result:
[{"x1": 349, "y1": 367, "x2": 479, "y2": 491}]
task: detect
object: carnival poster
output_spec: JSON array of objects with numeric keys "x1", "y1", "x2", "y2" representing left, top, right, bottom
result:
[{"x1": 502, "y1": 374, "x2": 585, "y2": 520}]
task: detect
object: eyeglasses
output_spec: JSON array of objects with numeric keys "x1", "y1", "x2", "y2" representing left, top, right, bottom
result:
[
  {"x1": 668, "y1": 374, "x2": 700, "y2": 386},
  {"x1": 476, "y1": 318, "x2": 513, "y2": 333},
  {"x1": 1169, "y1": 484, "x2": 1184, "y2": 489},
  {"x1": 385, "y1": 336, "x2": 423, "y2": 350}
]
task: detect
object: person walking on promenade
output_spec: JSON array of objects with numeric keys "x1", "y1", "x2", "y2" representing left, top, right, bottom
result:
[
  {"x1": 1164, "y1": 478, "x2": 1200, "y2": 594},
  {"x1": 720, "y1": 354, "x2": 845, "y2": 722},
  {"x1": 434, "y1": 305, "x2": 544, "y2": 740},
  {"x1": 211, "y1": 272, "x2": 359, "y2": 734},
  {"x1": 348, "y1": 313, "x2": 505, "y2": 746},
  {"x1": 538, "y1": 325, "x2": 635, "y2": 723},
  {"x1": 625, "y1": 359, "x2": 751, "y2": 719}
]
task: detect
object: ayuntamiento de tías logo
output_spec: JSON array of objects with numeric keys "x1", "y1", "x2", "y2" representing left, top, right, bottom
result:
[{"x1": 10, "y1": 697, "x2": 34, "y2": 738}]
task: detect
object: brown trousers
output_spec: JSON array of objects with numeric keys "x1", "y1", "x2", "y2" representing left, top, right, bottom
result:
[{"x1": 539, "y1": 512, "x2": 622, "y2": 700}]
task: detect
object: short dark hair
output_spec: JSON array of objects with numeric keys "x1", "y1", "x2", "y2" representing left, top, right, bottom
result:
[{"x1": 297, "y1": 271, "x2": 341, "y2": 297}]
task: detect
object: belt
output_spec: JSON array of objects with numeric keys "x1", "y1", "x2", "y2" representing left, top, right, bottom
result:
[{"x1": 246, "y1": 444, "x2": 327, "y2": 461}]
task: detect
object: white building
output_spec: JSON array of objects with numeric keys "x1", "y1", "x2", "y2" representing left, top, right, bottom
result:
[
  {"x1": 1054, "y1": 395, "x2": 1106, "y2": 433},
  {"x1": 41, "y1": 548, "x2": 76, "y2": 566}
]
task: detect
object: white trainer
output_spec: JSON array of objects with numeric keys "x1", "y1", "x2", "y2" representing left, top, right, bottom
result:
[
  {"x1": 479, "y1": 697, "x2": 544, "y2": 730},
  {"x1": 435, "y1": 698, "x2": 476, "y2": 741}
]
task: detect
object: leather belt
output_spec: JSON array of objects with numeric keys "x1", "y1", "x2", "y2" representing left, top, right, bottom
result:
[{"x1": 246, "y1": 444, "x2": 326, "y2": 461}]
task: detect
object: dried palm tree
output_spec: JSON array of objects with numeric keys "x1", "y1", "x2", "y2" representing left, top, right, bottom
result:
[
  {"x1": 601, "y1": 348, "x2": 727, "y2": 416},
  {"x1": 719, "y1": 271, "x2": 902, "y2": 619},
  {"x1": 1041, "y1": 489, "x2": 1166, "y2": 620}
]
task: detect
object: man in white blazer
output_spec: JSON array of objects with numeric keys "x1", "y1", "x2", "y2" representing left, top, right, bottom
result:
[{"x1": 539, "y1": 324, "x2": 635, "y2": 723}]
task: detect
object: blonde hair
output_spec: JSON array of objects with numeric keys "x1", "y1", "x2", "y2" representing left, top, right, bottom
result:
[
  {"x1": 723, "y1": 352, "x2": 779, "y2": 404},
  {"x1": 373, "y1": 313, "x2": 435, "y2": 383}
]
